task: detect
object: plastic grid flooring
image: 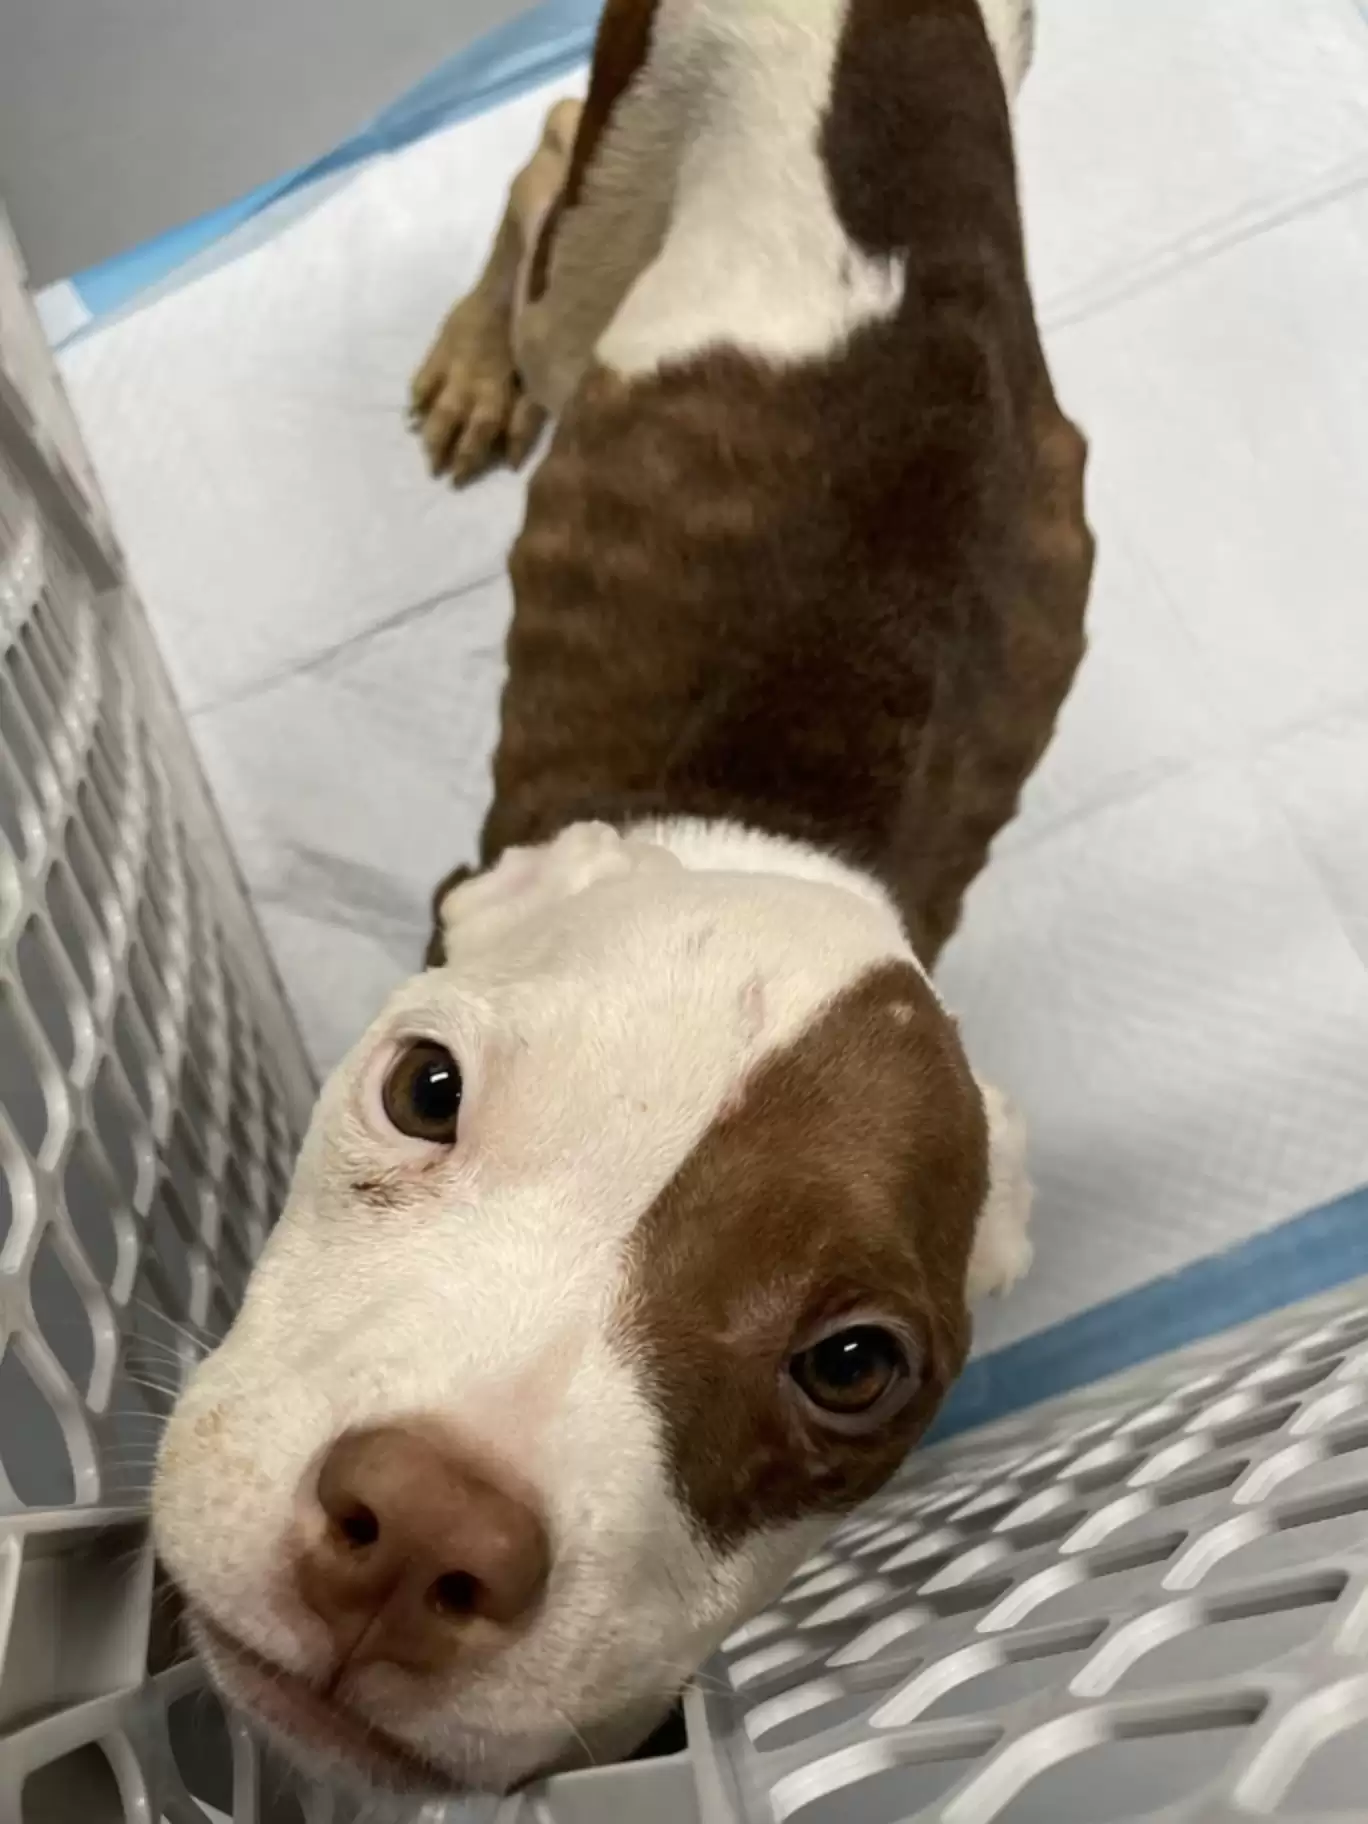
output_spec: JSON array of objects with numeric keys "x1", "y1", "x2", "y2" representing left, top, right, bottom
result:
[{"x1": 685, "y1": 1282, "x2": 1368, "y2": 1824}]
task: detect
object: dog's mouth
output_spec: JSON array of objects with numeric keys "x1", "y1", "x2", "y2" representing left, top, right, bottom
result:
[
  {"x1": 193, "y1": 1614, "x2": 512, "y2": 1796},
  {"x1": 190, "y1": 1606, "x2": 690, "y2": 1796}
]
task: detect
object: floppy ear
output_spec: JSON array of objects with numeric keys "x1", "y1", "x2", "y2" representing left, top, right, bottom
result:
[
  {"x1": 425, "y1": 865, "x2": 475, "y2": 966},
  {"x1": 965, "y1": 1080, "x2": 1034, "y2": 1302},
  {"x1": 428, "y1": 821, "x2": 680, "y2": 964}
]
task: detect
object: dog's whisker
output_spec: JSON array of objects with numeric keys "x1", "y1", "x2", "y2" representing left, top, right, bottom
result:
[{"x1": 130, "y1": 1298, "x2": 216, "y2": 1355}]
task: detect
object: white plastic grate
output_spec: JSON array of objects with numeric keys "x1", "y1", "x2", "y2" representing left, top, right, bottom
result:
[
  {"x1": 684, "y1": 1284, "x2": 1368, "y2": 1824},
  {"x1": 0, "y1": 204, "x2": 324, "y2": 1824},
  {"x1": 0, "y1": 436, "x2": 308, "y2": 1516}
]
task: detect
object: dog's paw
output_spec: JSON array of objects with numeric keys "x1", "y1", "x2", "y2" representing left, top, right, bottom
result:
[
  {"x1": 965, "y1": 1083, "x2": 1034, "y2": 1302},
  {"x1": 410, "y1": 298, "x2": 546, "y2": 486}
]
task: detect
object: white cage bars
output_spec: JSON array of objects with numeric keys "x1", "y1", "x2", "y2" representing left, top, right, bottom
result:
[
  {"x1": 0, "y1": 206, "x2": 326, "y2": 1822},
  {"x1": 683, "y1": 1279, "x2": 1368, "y2": 1824},
  {"x1": 5, "y1": 203, "x2": 1368, "y2": 1824}
]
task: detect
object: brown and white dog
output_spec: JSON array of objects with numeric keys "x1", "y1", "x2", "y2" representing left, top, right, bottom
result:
[{"x1": 153, "y1": 0, "x2": 1092, "y2": 1798}]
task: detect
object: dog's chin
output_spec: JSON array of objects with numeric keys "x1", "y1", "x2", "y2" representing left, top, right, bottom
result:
[{"x1": 191, "y1": 1615, "x2": 579, "y2": 1798}]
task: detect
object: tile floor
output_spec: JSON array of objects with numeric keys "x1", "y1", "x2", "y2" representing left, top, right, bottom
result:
[{"x1": 52, "y1": 0, "x2": 1368, "y2": 1351}]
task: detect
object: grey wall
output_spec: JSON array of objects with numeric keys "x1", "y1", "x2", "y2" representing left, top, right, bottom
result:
[{"x1": 0, "y1": 0, "x2": 528, "y2": 287}]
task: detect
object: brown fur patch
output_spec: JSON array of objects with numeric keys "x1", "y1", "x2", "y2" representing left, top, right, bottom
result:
[
  {"x1": 612, "y1": 962, "x2": 985, "y2": 1549},
  {"x1": 441, "y1": 0, "x2": 1092, "y2": 969},
  {"x1": 526, "y1": 0, "x2": 661, "y2": 304}
]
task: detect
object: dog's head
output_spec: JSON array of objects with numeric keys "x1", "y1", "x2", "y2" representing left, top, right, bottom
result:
[{"x1": 153, "y1": 823, "x2": 1022, "y2": 1795}]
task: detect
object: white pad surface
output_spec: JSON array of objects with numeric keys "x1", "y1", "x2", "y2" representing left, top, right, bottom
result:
[{"x1": 56, "y1": 0, "x2": 1368, "y2": 1353}]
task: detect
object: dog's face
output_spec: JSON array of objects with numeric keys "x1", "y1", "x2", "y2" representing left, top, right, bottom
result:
[{"x1": 153, "y1": 824, "x2": 1008, "y2": 1795}]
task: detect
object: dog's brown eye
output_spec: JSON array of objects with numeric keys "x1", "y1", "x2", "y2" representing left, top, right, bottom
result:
[
  {"x1": 382, "y1": 1041, "x2": 462, "y2": 1144},
  {"x1": 790, "y1": 1326, "x2": 910, "y2": 1417}
]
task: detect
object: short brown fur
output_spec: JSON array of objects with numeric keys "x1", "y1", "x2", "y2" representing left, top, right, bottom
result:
[
  {"x1": 615, "y1": 962, "x2": 986, "y2": 1548},
  {"x1": 449, "y1": 0, "x2": 1093, "y2": 967}
]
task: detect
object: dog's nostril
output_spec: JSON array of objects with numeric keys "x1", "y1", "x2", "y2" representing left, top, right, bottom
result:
[
  {"x1": 335, "y1": 1503, "x2": 380, "y2": 1550},
  {"x1": 428, "y1": 1570, "x2": 481, "y2": 1618}
]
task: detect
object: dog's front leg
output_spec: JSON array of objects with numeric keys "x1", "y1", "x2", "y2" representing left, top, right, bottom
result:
[{"x1": 410, "y1": 98, "x2": 582, "y2": 484}]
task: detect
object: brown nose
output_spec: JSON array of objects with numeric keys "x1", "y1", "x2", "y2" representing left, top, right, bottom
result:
[{"x1": 296, "y1": 1424, "x2": 550, "y2": 1675}]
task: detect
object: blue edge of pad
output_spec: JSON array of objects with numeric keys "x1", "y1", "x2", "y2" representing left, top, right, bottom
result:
[
  {"x1": 67, "y1": 0, "x2": 605, "y2": 325},
  {"x1": 55, "y1": 0, "x2": 1368, "y2": 1437},
  {"x1": 933, "y1": 1183, "x2": 1368, "y2": 1441}
]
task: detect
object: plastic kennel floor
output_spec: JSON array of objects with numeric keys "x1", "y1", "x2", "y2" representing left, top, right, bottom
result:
[{"x1": 6, "y1": 208, "x2": 1368, "y2": 1824}]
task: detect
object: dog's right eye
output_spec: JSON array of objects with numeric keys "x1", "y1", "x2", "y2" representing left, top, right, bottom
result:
[
  {"x1": 382, "y1": 1041, "x2": 463, "y2": 1144},
  {"x1": 788, "y1": 1323, "x2": 917, "y2": 1431}
]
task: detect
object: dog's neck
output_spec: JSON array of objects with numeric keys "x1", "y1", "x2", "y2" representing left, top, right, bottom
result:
[{"x1": 631, "y1": 814, "x2": 917, "y2": 957}]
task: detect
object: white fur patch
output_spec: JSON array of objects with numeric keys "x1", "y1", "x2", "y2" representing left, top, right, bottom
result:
[
  {"x1": 965, "y1": 1081, "x2": 1035, "y2": 1300},
  {"x1": 640, "y1": 814, "x2": 900, "y2": 924},
  {"x1": 596, "y1": 0, "x2": 908, "y2": 376},
  {"x1": 517, "y1": 0, "x2": 1032, "y2": 412},
  {"x1": 437, "y1": 820, "x2": 679, "y2": 954},
  {"x1": 587, "y1": 0, "x2": 1031, "y2": 381},
  {"x1": 980, "y1": 0, "x2": 1035, "y2": 97}
]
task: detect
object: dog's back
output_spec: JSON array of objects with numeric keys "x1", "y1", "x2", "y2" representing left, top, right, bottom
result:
[{"x1": 486, "y1": 0, "x2": 1091, "y2": 960}]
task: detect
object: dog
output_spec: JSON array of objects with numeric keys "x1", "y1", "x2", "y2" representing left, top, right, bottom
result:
[{"x1": 153, "y1": 0, "x2": 1091, "y2": 1797}]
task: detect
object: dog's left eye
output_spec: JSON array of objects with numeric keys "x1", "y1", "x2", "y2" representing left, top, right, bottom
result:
[
  {"x1": 790, "y1": 1325, "x2": 912, "y2": 1420},
  {"x1": 382, "y1": 1041, "x2": 463, "y2": 1144}
]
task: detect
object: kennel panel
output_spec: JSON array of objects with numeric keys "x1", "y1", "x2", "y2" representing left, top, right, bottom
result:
[{"x1": 0, "y1": 201, "x2": 318, "y2": 1824}]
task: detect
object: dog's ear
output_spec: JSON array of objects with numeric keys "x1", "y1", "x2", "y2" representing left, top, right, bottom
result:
[
  {"x1": 425, "y1": 865, "x2": 475, "y2": 967},
  {"x1": 965, "y1": 1081, "x2": 1034, "y2": 1302},
  {"x1": 428, "y1": 822, "x2": 680, "y2": 965}
]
